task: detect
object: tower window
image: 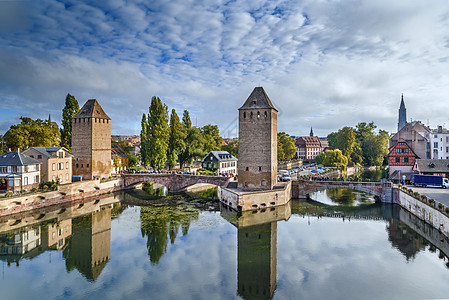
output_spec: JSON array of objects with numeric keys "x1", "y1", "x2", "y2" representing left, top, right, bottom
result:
[
  {"x1": 259, "y1": 166, "x2": 262, "y2": 171},
  {"x1": 257, "y1": 111, "x2": 260, "y2": 119},
  {"x1": 264, "y1": 111, "x2": 267, "y2": 119},
  {"x1": 243, "y1": 112, "x2": 246, "y2": 119},
  {"x1": 250, "y1": 112, "x2": 253, "y2": 119},
  {"x1": 246, "y1": 167, "x2": 249, "y2": 171}
]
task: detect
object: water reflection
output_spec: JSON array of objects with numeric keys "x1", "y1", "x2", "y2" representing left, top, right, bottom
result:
[
  {"x1": 308, "y1": 189, "x2": 377, "y2": 206},
  {"x1": 221, "y1": 202, "x2": 291, "y2": 299},
  {"x1": 0, "y1": 192, "x2": 124, "y2": 281},
  {"x1": 140, "y1": 206, "x2": 199, "y2": 264}
]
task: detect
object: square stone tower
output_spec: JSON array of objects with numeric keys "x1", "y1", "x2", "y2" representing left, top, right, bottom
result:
[
  {"x1": 238, "y1": 87, "x2": 278, "y2": 190},
  {"x1": 72, "y1": 99, "x2": 111, "y2": 180}
]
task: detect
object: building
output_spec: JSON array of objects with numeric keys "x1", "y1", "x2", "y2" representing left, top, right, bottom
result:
[
  {"x1": 429, "y1": 126, "x2": 449, "y2": 159},
  {"x1": 413, "y1": 159, "x2": 449, "y2": 177},
  {"x1": 0, "y1": 151, "x2": 41, "y2": 192},
  {"x1": 201, "y1": 151, "x2": 237, "y2": 175},
  {"x1": 389, "y1": 121, "x2": 430, "y2": 161},
  {"x1": 295, "y1": 136, "x2": 323, "y2": 160},
  {"x1": 238, "y1": 87, "x2": 278, "y2": 190},
  {"x1": 23, "y1": 147, "x2": 73, "y2": 184},
  {"x1": 388, "y1": 139, "x2": 419, "y2": 182},
  {"x1": 111, "y1": 143, "x2": 128, "y2": 173},
  {"x1": 72, "y1": 99, "x2": 111, "y2": 180}
]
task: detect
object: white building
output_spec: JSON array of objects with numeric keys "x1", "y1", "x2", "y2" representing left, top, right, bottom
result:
[
  {"x1": 201, "y1": 151, "x2": 237, "y2": 175},
  {"x1": 0, "y1": 151, "x2": 41, "y2": 193},
  {"x1": 430, "y1": 126, "x2": 449, "y2": 159}
]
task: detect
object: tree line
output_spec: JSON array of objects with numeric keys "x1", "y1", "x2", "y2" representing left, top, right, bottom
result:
[
  {"x1": 317, "y1": 122, "x2": 389, "y2": 169},
  {"x1": 140, "y1": 96, "x2": 222, "y2": 170}
]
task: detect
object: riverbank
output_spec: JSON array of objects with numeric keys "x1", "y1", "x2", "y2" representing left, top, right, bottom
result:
[{"x1": 0, "y1": 177, "x2": 124, "y2": 216}]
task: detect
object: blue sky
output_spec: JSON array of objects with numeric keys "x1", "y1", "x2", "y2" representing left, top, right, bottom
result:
[{"x1": 1, "y1": 0, "x2": 449, "y2": 137}]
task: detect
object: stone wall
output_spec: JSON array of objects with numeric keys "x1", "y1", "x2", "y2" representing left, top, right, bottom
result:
[
  {"x1": 0, "y1": 178, "x2": 124, "y2": 216},
  {"x1": 394, "y1": 188, "x2": 449, "y2": 238},
  {"x1": 220, "y1": 181, "x2": 291, "y2": 211}
]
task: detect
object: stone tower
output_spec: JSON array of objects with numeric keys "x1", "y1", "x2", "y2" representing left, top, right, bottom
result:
[
  {"x1": 398, "y1": 94, "x2": 407, "y2": 132},
  {"x1": 238, "y1": 87, "x2": 278, "y2": 190},
  {"x1": 72, "y1": 99, "x2": 111, "y2": 180}
]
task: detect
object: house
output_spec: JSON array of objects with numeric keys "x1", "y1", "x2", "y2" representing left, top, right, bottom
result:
[
  {"x1": 202, "y1": 151, "x2": 237, "y2": 175},
  {"x1": 111, "y1": 143, "x2": 128, "y2": 173},
  {"x1": 429, "y1": 126, "x2": 449, "y2": 159},
  {"x1": 389, "y1": 121, "x2": 431, "y2": 160},
  {"x1": 0, "y1": 151, "x2": 41, "y2": 192},
  {"x1": 388, "y1": 139, "x2": 419, "y2": 183},
  {"x1": 23, "y1": 147, "x2": 73, "y2": 184},
  {"x1": 295, "y1": 136, "x2": 323, "y2": 160},
  {"x1": 413, "y1": 159, "x2": 449, "y2": 177}
]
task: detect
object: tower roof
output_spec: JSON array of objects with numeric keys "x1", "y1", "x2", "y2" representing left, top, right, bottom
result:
[
  {"x1": 400, "y1": 94, "x2": 406, "y2": 109},
  {"x1": 239, "y1": 87, "x2": 278, "y2": 111},
  {"x1": 73, "y1": 99, "x2": 110, "y2": 120}
]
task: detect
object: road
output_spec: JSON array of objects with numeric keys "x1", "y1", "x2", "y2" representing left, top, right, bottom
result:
[{"x1": 407, "y1": 186, "x2": 449, "y2": 206}]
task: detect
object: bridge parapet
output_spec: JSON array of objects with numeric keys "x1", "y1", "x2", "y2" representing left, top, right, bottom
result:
[{"x1": 122, "y1": 174, "x2": 232, "y2": 192}]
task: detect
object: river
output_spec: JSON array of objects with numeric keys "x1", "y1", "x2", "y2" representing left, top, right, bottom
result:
[{"x1": 0, "y1": 189, "x2": 448, "y2": 299}]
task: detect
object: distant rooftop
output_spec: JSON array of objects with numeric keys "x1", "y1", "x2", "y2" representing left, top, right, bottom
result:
[{"x1": 0, "y1": 151, "x2": 41, "y2": 166}]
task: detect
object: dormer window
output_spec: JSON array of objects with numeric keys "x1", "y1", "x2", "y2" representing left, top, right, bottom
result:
[{"x1": 251, "y1": 99, "x2": 257, "y2": 105}]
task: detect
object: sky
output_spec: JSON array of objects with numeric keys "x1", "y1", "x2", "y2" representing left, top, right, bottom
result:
[{"x1": 1, "y1": 0, "x2": 449, "y2": 138}]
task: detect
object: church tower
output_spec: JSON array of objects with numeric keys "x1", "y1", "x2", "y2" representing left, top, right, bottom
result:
[
  {"x1": 238, "y1": 87, "x2": 278, "y2": 190},
  {"x1": 310, "y1": 127, "x2": 314, "y2": 137},
  {"x1": 398, "y1": 94, "x2": 407, "y2": 132},
  {"x1": 72, "y1": 99, "x2": 111, "y2": 180}
]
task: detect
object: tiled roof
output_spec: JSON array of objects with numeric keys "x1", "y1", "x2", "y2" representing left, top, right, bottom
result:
[
  {"x1": 111, "y1": 143, "x2": 128, "y2": 158},
  {"x1": 296, "y1": 136, "x2": 322, "y2": 147},
  {"x1": 239, "y1": 87, "x2": 278, "y2": 111},
  {"x1": 0, "y1": 151, "x2": 41, "y2": 166},
  {"x1": 25, "y1": 147, "x2": 74, "y2": 158},
  {"x1": 73, "y1": 99, "x2": 110, "y2": 120},
  {"x1": 415, "y1": 159, "x2": 449, "y2": 173}
]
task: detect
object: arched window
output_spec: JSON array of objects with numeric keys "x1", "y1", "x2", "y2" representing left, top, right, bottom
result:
[
  {"x1": 257, "y1": 111, "x2": 260, "y2": 119},
  {"x1": 243, "y1": 112, "x2": 246, "y2": 119},
  {"x1": 264, "y1": 111, "x2": 267, "y2": 119}
]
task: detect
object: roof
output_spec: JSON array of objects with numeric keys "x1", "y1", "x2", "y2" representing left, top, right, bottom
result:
[
  {"x1": 387, "y1": 138, "x2": 418, "y2": 158},
  {"x1": 111, "y1": 143, "x2": 128, "y2": 158},
  {"x1": 0, "y1": 151, "x2": 41, "y2": 166},
  {"x1": 415, "y1": 159, "x2": 449, "y2": 173},
  {"x1": 239, "y1": 87, "x2": 278, "y2": 111},
  {"x1": 73, "y1": 99, "x2": 110, "y2": 120},
  {"x1": 24, "y1": 147, "x2": 74, "y2": 158},
  {"x1": 296, "y1": 136, "x2": 322, "y2": 147},
  {"x1": 201, "y1": 151, "x2": 237, "y2": 162}
]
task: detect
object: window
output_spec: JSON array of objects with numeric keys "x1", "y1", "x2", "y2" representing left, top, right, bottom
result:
[
  {"x1": 264, "y1": 111, "x2": 267, "y2": 119},
  {"x1": 38, "y1": 155, "x2": 42, "y2": 159},
  {"x1": 257, "y1": 111, "x2": 260, "y2": 119},
  {"x1": 66, "y1": 162, "x2": 69, "y2": 169},
  {"x1": 24, "y1": 177, "x2": 28, "y2": 185},
  {"x1": 52, "y1": 163, "x2": 56, "y2": 171},
  {"x1": 35, "y1": 175, "x2": 39, "y2": 183},
  {"x1": 404, "y1": 157, "x2": 409, "y2": 163},
  {"x1": 52, "y1": 175, "x2": 55, "y2": 181},
  {"x1": 81, "y1": 164, "x2": 83, "y2": 168},
  {"x1": 14, "y1": 179, "x2": 20, "y2": 187},
  {"x1": 395, "y1": 157, "x2": 400, "y2": 163},
  {"x1": 246, "y1": 167, "x2": 249, "y2": 171},
  {"x1": 86, "y1": 164, "x2": 89, "y2": 168},
  {"x1": 250, "y1": 112, "x2": 253, "y2": 119},
  {"x1": 259, "y1": 166, "x2": 262, "y2": 171},
  {"x1": 434, "y1": 142, "x2": 438, "y2": 148},
  {"x1": 58, "y1": 152, "x2": 64, "y2": 158},
  {"x1": 243, "y1": 112, "x2": 246, "y2": 119},
  {"x1": 446, "y1": 147, "x2": 449, "y2": 153},
  {"x1": 66, "y1": 173, "x2": 69, "y2": 181},
  {"x1": 29, "y1": 155, "x2": 34, "y2": 158}
]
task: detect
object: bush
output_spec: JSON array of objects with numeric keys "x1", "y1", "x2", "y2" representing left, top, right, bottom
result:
[
  {"x1": 398, "y1": 183, "x2": 402, "y2": 188},
  {"x1": 5, "y1": 191, "x2": 13, "y2": 198},
  {"x1": 445, "y1": 207, "x2": 449, "y2": 215},
  {"x1": 421, "y1": 195, "x2": 427, "y2": 201},
  {"x1": 413, "y1": 192, "x2": 419, "y2": 198},
  {"x1": 438, "y1": 203, "x2": 443, "y2": 210},
  {"x1": 429, "y1": 198, "x2": 435, "y2": 205}
]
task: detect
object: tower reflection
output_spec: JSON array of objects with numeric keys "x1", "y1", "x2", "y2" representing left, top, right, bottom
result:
[{"x1": 221, "y1": 202, "x2": 291, "y2": 299}]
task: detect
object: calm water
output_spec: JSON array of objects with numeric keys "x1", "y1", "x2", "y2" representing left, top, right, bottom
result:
[{"x1": 1, "y1": 190, "x2": 449, "y2": 300}]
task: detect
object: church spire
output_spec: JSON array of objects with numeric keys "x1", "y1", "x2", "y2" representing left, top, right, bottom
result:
[
  {"x1": 310, "y1": 127, "x2": 314, "y2": 137},
  {"x1": 398, "y1": 94, "x2": 407, "y2": 132}
]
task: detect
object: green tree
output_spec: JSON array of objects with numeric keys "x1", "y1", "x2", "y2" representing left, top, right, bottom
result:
[
  {"x1": 147, "y1": 97, "x2": 169, "y2": 169},
  {"x1": 334, "y1": 127, "x2": 356, "y2": 157},
  {"x1": 60, "y1": 93, "x2": 80, "y2": 151},
  {"x1": 5, "y1": 117, "x2": 60, "y2": 150},
  {"x1": 277, "y1": 132, "x2": 296, "y2": 160},
  {"x1": 140, "y1": 113, "x2": 149, "y2": 166},
  {"x1": 315, "y1": 149, "x2": 348, "y2": 170},
  {"x1": 202, "y1": 124, "x2": 222, "y2": 153},
  {"x1": 221, "y1": 140, "x2": 238, "y2": 158},
  {"x1": 178, "y1": 111, "x2": 205, "y2": 168},
  {"x1": 361, "y1": 129, "x2": 390, "y2": 166},
  {"x1": 327, "y1": 132, "x2": 338, "y2": 149},
  {"x1": 167, "y1": 109, "x2": 186, "y2": 169}
]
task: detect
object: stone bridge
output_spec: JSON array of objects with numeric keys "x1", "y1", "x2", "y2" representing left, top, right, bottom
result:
[
  {"x1": 292, "y1": 180, "x2": 393, "y2": 202},
  {"x1": 122, "y1": 174, "x2": 233, "y2": 192}
]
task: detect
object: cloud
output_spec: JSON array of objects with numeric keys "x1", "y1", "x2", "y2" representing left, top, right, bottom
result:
[{"x1": 0, "y1": 0, "x2": 449, "y2": 136}]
